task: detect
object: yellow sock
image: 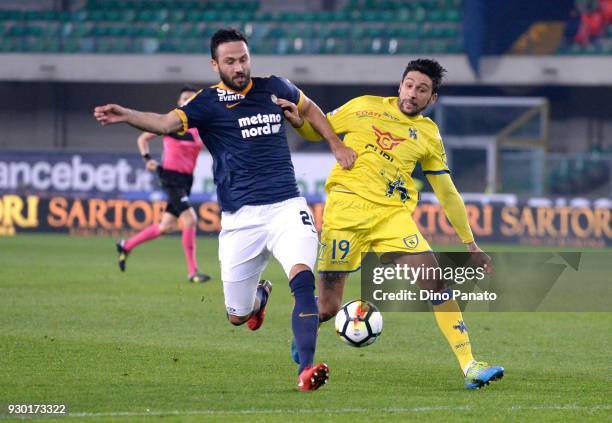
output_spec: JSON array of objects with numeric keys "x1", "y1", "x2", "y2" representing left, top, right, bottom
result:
[{"x1": 433, "y1": 298, "x2": 474, "y2": 374}]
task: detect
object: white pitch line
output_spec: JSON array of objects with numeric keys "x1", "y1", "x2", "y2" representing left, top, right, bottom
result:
[{"x1": 3, "y1": 404, "x2": 609, "y2": 419}]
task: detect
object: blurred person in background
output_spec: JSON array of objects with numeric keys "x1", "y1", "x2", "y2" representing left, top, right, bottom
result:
[{"x1": 116, "y1": 85, "x2": 211, "y2": 284}]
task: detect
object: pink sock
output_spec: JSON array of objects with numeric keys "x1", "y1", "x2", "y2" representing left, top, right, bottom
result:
[
  {"x1": 124, "y1": 224, "x2": 161, "y2": 251},
  {"x1": 182, "y1": 226, "x2": 198, "y2": 276}
]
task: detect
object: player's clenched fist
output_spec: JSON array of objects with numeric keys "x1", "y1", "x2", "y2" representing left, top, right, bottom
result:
[
  {"x1": 332, "y1": 143, "x2": 357, "y2": 170},
  {"x1": 465, "y1": 241, "x2": 494, "y2": 273},
  {"x1": 276, "y1": 98, "x2": 303, "y2": 127},
  {"x1": 93, "y1": 104, "x2": 130, "y2": 126}
]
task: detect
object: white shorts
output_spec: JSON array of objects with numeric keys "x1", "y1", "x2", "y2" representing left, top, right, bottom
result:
[{"x1": 219, "y1": 197, "x2": 318, "y2": 316}]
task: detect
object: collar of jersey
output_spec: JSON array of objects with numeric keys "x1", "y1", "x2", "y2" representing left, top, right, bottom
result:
[{"x1": 214, "y1": 79, "x2": 254, "y2": 97}]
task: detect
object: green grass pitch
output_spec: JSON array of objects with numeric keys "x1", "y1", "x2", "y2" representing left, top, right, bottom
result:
[{"x1": 1, "y1": 234, "x2": 610, "y2": 422}]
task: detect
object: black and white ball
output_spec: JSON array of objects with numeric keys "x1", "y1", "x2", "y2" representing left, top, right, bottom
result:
[{"x1": 335, "y1": 300, "x2": 383, "y2": 347}]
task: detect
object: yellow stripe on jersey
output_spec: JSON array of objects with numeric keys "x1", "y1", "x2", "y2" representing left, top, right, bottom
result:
[
  {"x1": 184, "y1": 89, "x2": 203, "y2": 106},
  {"x1": 296, "y1": 90, "x2": 306, "y2": 113},
  {"x1": 173, "y1": 108, "x2": 189, "y2": 133},
  {"x1": 215, "y1": 79, "x2": 254, "y2": 96},
  {"x1": 295, "y1": 115, "x2": 321, "y2": 141}
]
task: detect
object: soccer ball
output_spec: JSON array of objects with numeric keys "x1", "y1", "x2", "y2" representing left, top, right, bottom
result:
[{"x1": 334, "y1": 300, "x2": 383, "y2": 347}]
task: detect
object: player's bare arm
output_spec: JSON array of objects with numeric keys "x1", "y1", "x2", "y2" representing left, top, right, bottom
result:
[
  {"x1": 427, "y1": 172, "x2": 493, "y2": 272},
  {"x1": 277, "y1": 96, "x2": 357, "y2": 170},
  {"x1": 93, "y1": 104, "x2": 183, "y2": 135},
  {"x1": 136, "y1": 132, "x2": 159, "y2": 172}
]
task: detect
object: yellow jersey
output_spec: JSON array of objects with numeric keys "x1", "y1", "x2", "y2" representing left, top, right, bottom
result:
[
  {"x1": 320, "y1": 95, "x2": 448, "y2": 212},
  {"x1": 295, "y1": 94, "x2": 474, "y2": 244}
]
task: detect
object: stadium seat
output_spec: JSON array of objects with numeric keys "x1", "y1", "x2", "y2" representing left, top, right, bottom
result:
[
  {"x1": 330, "y1": 11, "x2": 349, "y2": 21},
  {"x1": 61, "y1": 38, "x2": 79, "y2": 52},
  {"x1": 78, "y1": 38, "x2": 95, "y2": 53},
  {"x1": 267, "y1": 26, "x2": 286, "y2": 38},
  {"x1": 330, "y1": 26, "x2": 350, "y2": 38},
  {"x1": 0, "y1": 0, "x2": 468, "y2": 55},
  {"x1": 413, "y1": 7, "x2": 427, "y2": 22},
  {"x1": 138, "y1": 37, "x2": 159, "y2": 54},
  {"x1": 72, "y1": 10, "x2": 88, "y2": 22},
  {"x1": 363, "y1": 27, "x2": 383, "y2": 38},
  {"x1": 253, "y1": 11, "x2": 273, "y2": 22},
  {"x1": 444, "y1": 9, "x2": 462, "y2": 22},
  {"x1": 428, "y1": 10, "x2": 445, "y2": 23}
]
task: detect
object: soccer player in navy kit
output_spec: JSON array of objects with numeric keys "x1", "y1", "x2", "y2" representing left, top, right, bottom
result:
[{"x1": 94, "y1": 28, "x2": 356, "y2": 391}]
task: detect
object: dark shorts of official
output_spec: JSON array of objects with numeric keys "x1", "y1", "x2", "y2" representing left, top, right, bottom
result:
[{"x1": 157, "y1": 167, "x2": 194, "y2": 217}]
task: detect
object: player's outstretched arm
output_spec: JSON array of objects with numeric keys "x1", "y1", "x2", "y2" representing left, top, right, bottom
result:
[
  {"x1": 137, "y1": 132, "x2": 159, "y2": 172},
  {"x1": 277, "y1": 96, "x2": 356, "y2": 170},
  {"x1": 428, "y1": 173, "x2": 493, "y2": 272},
  {"x1": 93, "y1": 104, "x2": 183, "y2": 135}
]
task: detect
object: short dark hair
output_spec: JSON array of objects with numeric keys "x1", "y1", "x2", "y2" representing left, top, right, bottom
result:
[
  {"x1": 179, "y1": 84, "x2": 198, "y2": 94},
  {"x1": 210, "y1": 28, "x2": 249, "y2": 60},
  {"x1": 402, "y1": 59, "x2": 447, "y2": 93}
]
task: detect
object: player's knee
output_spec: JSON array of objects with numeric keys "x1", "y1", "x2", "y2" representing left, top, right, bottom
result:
[
  {"x1": 181, "y1": 209, "x2": 197, "y2": 228},
  {"x1": 289, "y1": 263, "x2": 312, "y2": 280},
  {"x1": 227, "y1": 314, "x2": 249, "y2": 326},
  {"x1": 158, "y1": 221, "x2": 176, "y2": 234}
]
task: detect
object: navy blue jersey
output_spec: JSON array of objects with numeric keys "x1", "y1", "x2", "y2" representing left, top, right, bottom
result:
[{"x1": 175, "y1": 76, "x2": 303, "y2": 212}]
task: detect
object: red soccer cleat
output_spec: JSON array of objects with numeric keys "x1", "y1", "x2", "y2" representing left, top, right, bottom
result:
[
  {"x1": 298, "y1": 363, "x2": 330, "y2": 392},
  {"x1": 246, "y1": 280, "x2": 272, "y2": 331}
]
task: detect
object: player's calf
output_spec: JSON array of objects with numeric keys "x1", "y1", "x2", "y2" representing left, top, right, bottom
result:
[
  {"x1": 317, "y1": 271, "x2": 348, "y2": 322},
  {"x1": 318, "y1": 299, "x2": 341, "y2": 323}
]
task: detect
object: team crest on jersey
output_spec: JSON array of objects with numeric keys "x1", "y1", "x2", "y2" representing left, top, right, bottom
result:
[
  {"x1": 408, "y1": 128, "x2": 418, "y2": 140},
  {"x1": 216, "y1": 88, "x2": 245, "y2": 103},
  {"x1": 372, "y1": 125, "x2": 406, "y2": 150},
  {"x1": 403, "y1": 234, "x2": 419, "y2": 249}
]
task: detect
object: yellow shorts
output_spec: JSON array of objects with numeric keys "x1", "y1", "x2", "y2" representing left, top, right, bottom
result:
[{"x1": 318, "y1": 191, "x2": 432, "y2": 272}]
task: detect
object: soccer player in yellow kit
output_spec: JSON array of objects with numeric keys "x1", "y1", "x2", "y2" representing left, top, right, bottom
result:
[{"x1": 279, "y1": 59, "x2": 504, "y2": 389}]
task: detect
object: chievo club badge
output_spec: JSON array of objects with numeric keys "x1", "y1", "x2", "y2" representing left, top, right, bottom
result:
[{"x1": 403, "y1": 234, "x2": 419, "y2": 249}]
